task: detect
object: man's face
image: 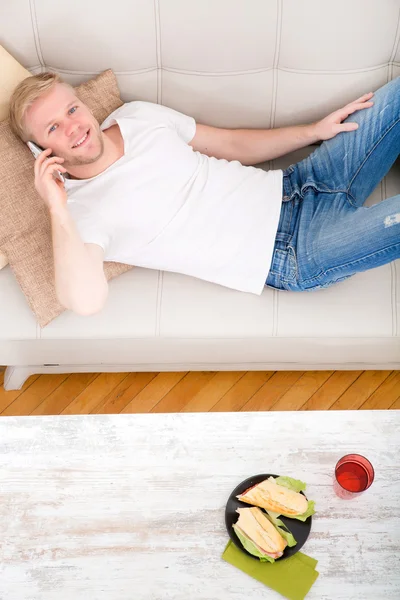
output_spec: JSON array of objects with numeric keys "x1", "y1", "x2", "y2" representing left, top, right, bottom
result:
[{"x1": 25, "y1": 83, "x2": 104, "y2": 168}]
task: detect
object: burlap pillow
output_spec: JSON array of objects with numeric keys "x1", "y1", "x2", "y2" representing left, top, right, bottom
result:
[
  {"x1": 0, "y1": 69, "x2": 132, "y2": 327},
  {"x1": 0, "y1": 45, "x2": 33, "y2": 270}
]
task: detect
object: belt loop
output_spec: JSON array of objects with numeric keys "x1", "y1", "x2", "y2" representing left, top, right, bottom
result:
[{"x1": 282, "y1": 166, "x2": 294, "y2": 202}]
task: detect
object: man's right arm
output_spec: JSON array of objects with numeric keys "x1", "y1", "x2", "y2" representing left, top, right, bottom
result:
[
  {"x1": 34, "y1": 148, "x2": 108, "y2": 316},
  {"x1": 50, "y1": 205, "x2": 108, "y2": 315}
]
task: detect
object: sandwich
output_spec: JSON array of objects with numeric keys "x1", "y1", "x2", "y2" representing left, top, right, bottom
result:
[
  {"x1": 233, "y1": 506, "x2": 294, "y2": 562},
  {"x1": 237, "y1": 476, "x2": 315, "y2": 520}
]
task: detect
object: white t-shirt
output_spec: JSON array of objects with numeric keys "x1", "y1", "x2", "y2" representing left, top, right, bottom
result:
[{"x1": 66, "y1": 101, "x2": 283, "y2": 295}]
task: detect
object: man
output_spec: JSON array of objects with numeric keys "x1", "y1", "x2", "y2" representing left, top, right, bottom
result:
[{"x1": 9, "y1": 73, "x2": 400, "y2": 316}]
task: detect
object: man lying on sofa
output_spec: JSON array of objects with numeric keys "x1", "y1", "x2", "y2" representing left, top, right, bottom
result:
[{"x1": 9, "y1": 73, "x2": 400, "y2": 316}]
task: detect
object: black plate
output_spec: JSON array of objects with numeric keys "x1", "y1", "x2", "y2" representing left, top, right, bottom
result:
[{"x1": 225, "y1": 473, "x2": 312, "y2": 561}]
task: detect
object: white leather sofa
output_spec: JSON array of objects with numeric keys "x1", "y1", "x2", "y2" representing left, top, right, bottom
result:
[{"x1": 1, "y1": 0, "x2": 399, "y2": 390}]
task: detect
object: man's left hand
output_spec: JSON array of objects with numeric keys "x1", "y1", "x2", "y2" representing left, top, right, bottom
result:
[{"x1": 312, "y1": 92, "x2": 374, "y2": 141}]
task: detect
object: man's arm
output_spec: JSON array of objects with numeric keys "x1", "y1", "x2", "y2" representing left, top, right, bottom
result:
[
  {"x1": 190, "y1": 123, "x2": 318, "y2": 165},
  {"x1": 50, "y1": 206, "x2": 108, "y2": 315},
  {"x1": 34, "y1": 148, "x2": 108, "y2": 316},
  {"x1": 189, "y1": 92, "x2": 374, "y2": 165}
]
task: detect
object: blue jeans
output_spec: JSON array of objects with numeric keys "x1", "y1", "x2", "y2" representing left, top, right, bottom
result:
[{"x1": 266, "y1": 76, "x2": 400, "y2": 291}]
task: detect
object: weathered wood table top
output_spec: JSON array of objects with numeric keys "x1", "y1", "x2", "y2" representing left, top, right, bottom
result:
[{"x1": 0, "y1": 411, "x2": 399, "y2": 600}]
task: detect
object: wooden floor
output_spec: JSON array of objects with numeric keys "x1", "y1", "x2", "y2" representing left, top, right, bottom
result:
[{"x1": 0, "y1": 369, "x2": 399, "y2": 416}]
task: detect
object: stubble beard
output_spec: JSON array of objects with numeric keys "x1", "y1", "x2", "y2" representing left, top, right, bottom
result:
[{"x1": 63, "y1": 123, "x2": 105, "y2": 167}]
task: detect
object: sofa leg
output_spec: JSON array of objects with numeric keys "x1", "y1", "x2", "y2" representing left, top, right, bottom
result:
[{"x1": 3, "y1": 366, "x2": 35, "y2": 391}]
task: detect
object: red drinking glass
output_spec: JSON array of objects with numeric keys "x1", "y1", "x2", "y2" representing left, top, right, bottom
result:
[{"x1": 335, "y1": 454, "x2": 375, "y2": 493}]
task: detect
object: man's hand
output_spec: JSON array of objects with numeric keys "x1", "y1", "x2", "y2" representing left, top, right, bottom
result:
[
  {"x1": 34, "y1": 147, "x2": 68, "y2": 213},
  {"x1": 312, "y1": 92, "x2": 374, "y2": 141}
]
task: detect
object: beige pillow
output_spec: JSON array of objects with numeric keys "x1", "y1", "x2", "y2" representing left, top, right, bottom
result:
[
  {"x1": 0, "y1": 46, "x2": 31, "y2": 121},
  {"x1": 0, "y1": 46, "x2": 32, "y2": 270},
  {"x1": 0, "y1": 68, "x2": 132, "y2": 327}
]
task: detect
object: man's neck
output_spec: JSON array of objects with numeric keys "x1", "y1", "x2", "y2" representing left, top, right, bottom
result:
[{"x1": 67, "y1": 124, "x2": 124, "y2": 180}]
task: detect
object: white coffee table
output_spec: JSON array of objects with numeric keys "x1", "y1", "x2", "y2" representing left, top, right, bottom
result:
[{"x1": 0, "y1": 411, "x2": 399, "y2": 600}]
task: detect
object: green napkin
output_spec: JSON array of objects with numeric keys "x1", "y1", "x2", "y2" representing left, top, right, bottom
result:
[{"x1": 222, "y1": 540, "x2": 319, "y2": 600}]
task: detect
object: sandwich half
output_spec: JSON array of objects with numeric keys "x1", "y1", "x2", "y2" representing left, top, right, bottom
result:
[
  {"x1": 237, "y1": 476, "x2": 308, "y2": 517},
  {"x1": 233, "y1": 506, "x2": 287, "y2": 561}
]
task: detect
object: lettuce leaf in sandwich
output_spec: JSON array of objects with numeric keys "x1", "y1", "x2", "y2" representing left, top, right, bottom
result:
[
  {"x1": 275, "y1": 476, "x2": 306, "y2": 493},
  {"x1": 233, "y1": 526, "x2": 275, "y2": 563},
  {"x1": 232, "y1": 506, "x2": 297, "y2": 562},
  {"x1": 264, "y1": 513, "x2": 297, "y2": 547}
]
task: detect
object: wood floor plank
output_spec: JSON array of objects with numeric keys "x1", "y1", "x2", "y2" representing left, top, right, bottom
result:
[
  {"x1": 359, "y1": 371, "x2": 400, "y2": 410},
  {"x1": 1, "y1": 368, "x2": 399, "y2": 415},
  {"x1": 151, "y1": 372, "x2": 216, "y2": 413},
  {"x1": 329, "y1": 371, "x2": 393, "y2": 410},
  {"x1": 121, "y1": 372, "x2": 187, "y2": 413},
  {"x1": 301, "y1": 371, "x2": 363, "y2": 411},
  {"x1": 270, "y1": 371, "x2": 334, "y2": 411},
  {"x1": 241, "y1": 371, "x2": 305, "y2": 411},
  {"x1": 211, "y1": 372, "x2": 274, "y2": 412},
  {"x1": 1, "y1": 374, "x2": 69, "y2": 416},
  {"x1": 180, "y1": 372, "x2": 245, "y2": 412},
  {"x1": 92, "y1": 372, "x2": 158, "y2": 414},
  {"x1": 0, "y1": 373, "x2": 40, "y2": 414},
  {"x1": 31, "y1": 373, "x2": 99, "y2": 415},
  {"x1": 61, "y1": 373, "x2": 129, "y2": 415}
]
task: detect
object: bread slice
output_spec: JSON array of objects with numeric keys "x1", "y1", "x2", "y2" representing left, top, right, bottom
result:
[
  {"x1": 237, "y1": 477, "x2": 308, "y2": 516},
  {"x1": 234, "y1": 506, "x2": 287, "y2": 558}
]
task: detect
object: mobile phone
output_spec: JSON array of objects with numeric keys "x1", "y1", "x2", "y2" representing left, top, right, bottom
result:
[{"x1": 27, "y1": 141, "x2": 66, "y2": 183}]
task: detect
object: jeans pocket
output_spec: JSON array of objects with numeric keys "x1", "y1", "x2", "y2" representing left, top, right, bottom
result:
[
  {"x1": 282, "y1": 245, "x2": 297, "y2": 281},
  {"x1": 269, "y1": 249, "x2": 286, "y2": 276},
  {"x1": 271, "y1": 246, "x2": 298, "y2": 292}
]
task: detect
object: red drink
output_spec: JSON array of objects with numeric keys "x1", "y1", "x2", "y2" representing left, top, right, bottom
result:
[{"x1": 335, "y1": 454, "x2": 374, "y2": 493}]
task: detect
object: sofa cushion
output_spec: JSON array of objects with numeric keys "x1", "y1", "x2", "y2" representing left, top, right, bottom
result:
[
  {"x1": 0, "y1": 256, "x2": 398, "y2": 370},
  {"x1": 0, "y1": 68, "x2": 132, "y2": 328}
]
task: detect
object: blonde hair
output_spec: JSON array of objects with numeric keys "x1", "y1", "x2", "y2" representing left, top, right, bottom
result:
[{"x1": 9, "y1": 71, "x2": 75, "y2": 142}]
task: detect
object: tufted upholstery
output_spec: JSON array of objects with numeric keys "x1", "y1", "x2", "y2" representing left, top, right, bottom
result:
[{"x1": 0, "y1": 0, "x2": 399, "y2": 388}]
